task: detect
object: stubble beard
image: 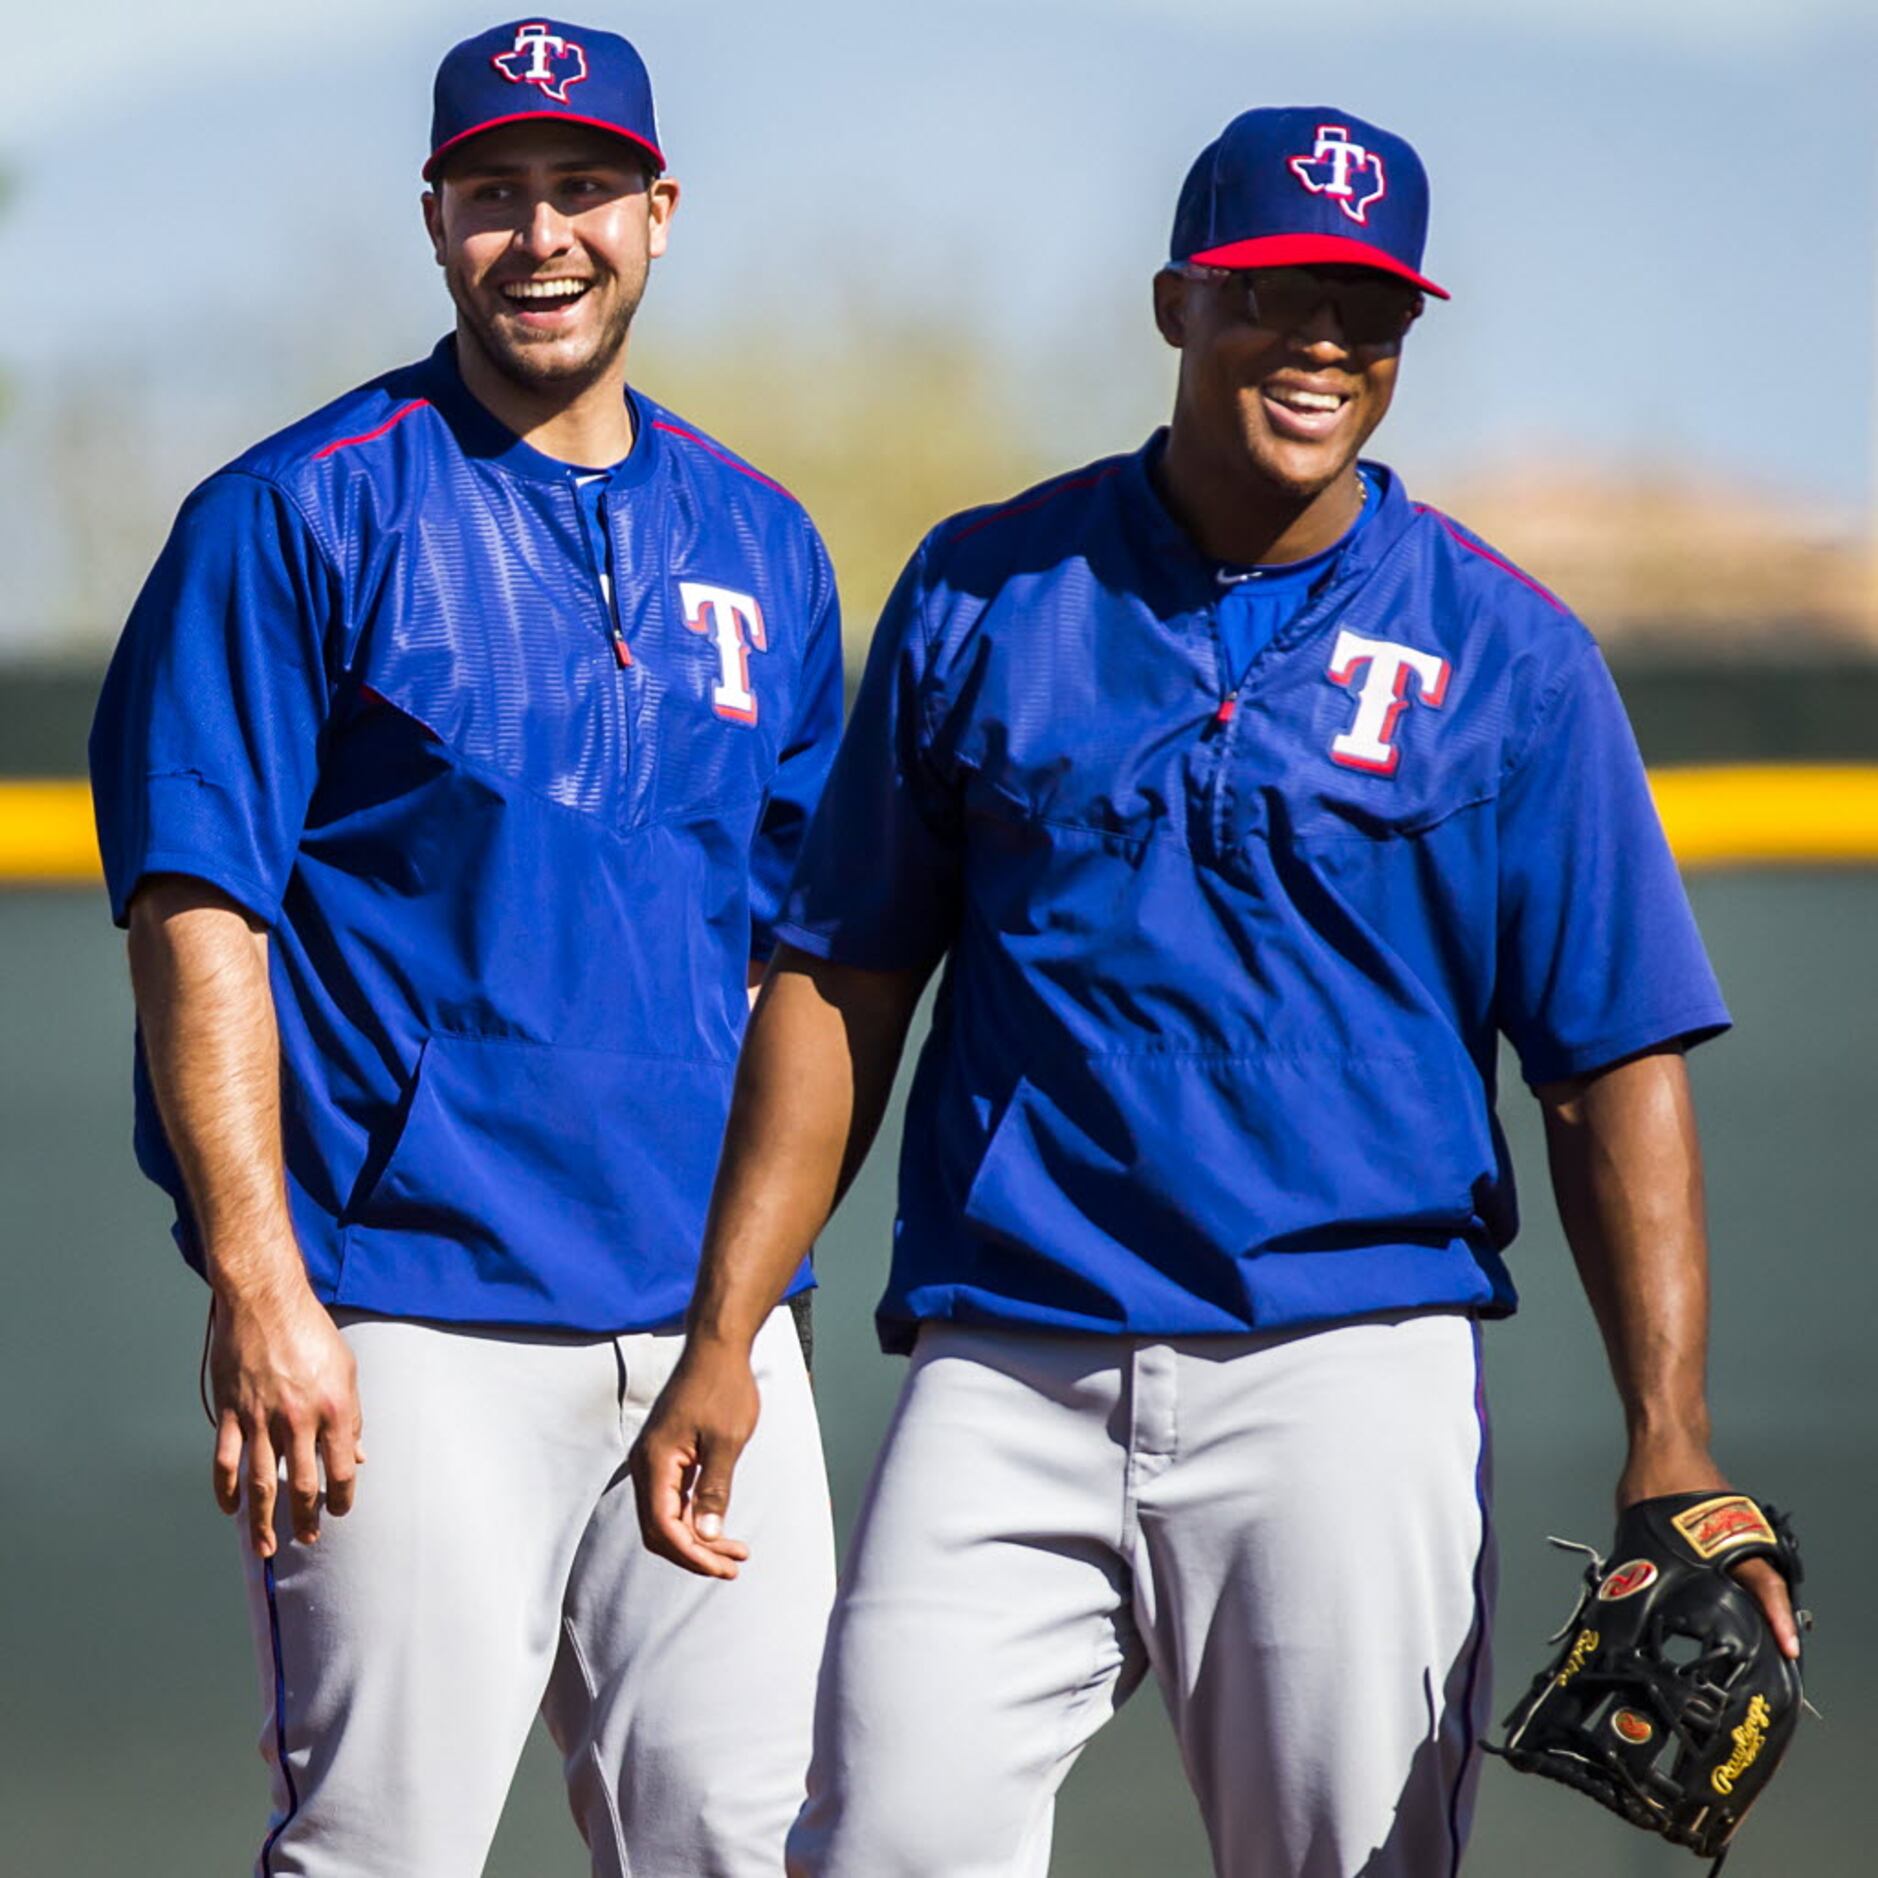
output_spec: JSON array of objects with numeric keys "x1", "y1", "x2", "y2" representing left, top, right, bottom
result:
[
  {"x1": 452, "y1": 264, "x2": 646, "y2": 402},
  {"x1": 1239, "y1": 402, "x2": 1378, "y2": 509}
]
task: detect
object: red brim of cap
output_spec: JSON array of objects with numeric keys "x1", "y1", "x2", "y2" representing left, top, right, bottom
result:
[
  {"x1": 1187, "y1": 233, "x2": 1448, "y2": 299},
  {"x1": 424, "y1": 114, "x2": 665, "y2": 182}
]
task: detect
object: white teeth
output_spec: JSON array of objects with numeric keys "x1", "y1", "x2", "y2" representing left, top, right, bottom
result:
[
  {"x1": 1270, "y1": 388, "x2": 1343, "y2": 412},
  {"x1": 503, "y1": 279, "x2": 591, "y2": 301}
]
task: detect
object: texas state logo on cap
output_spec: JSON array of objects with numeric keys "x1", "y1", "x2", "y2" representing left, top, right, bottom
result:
[
  {"x1": 425, "y1": 18, "x2": 664, "y2": 181},
  {"x1": 1170, "y1": 106, "x2": 1447, "y2": 297}
]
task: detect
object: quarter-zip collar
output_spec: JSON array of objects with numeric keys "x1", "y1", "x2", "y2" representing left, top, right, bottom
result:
[
  {"x1": 1121, "y1": 428, "x2": 1416, "y2": 642},
  {"x1": 417, "y1": 335, "x2": 662, "y2": 493}
]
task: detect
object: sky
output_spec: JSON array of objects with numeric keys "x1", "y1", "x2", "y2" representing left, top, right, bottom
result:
[
  {"x1": 2, "y1": 0, "x2": 1873, "y2": 137},
  {"x1": 0, "y1": 0, "x2": 1874, "y2": 648}
]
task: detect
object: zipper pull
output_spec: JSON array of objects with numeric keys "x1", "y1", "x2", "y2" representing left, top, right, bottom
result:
[
  {"x1": 595, "y1": 489, "x2": 632, "y2": 668},
  {"x1": 1210, "y1": 696, "x2": 1238, "y2": 731}
]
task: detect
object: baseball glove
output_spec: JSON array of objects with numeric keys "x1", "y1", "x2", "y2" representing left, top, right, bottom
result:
[{"x1": 1488, "y1": 1491, "x2": 1806, "y2": 1871}]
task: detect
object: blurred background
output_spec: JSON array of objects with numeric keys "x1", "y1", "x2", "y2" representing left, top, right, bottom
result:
[{"x1": 2, "y1": 1, "x2": 1873, "y2": 1872}]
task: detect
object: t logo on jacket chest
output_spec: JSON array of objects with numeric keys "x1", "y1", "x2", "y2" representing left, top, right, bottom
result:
[
  {"x1": 1325, "y1": 628, "x2": 1450, "y2": 775},
  {"x1": 680, "y1": 581, "x2": 767, "y2": 725}
]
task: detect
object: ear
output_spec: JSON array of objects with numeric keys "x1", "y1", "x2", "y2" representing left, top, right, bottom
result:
[
  {"x1": 1152, "y1": 269, "x2": 1188, "y2": 351},
  {"x1": 421, "y1": 189, "x2": 446, "y2": 268},
  {"x1": 646, "y1": 174, "x2": 680, "y2": 262}
]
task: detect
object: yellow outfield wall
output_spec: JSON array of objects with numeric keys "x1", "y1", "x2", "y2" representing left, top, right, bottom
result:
[
  {"x1": 3, "y1": 768, "x2": 1878, "y2": 887},
  {"x1": 0, "y1": 781, "x2": 108, "y2": 885},
  {"x1": 1645, "y1": 765, "x2": 1878, "y2": 868}
]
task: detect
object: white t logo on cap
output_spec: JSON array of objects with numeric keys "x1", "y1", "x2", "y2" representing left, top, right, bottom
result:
[
  {"x1": 492, "y1": 22, "x2": 589, "y2": 102},
  {"x1": 1288, "y1": 125, "x2": 1388, "y2": 225}
]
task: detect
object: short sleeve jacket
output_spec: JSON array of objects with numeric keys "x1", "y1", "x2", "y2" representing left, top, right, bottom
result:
[
  {"x1": 91, "y1": 339, "x2": 844, "y2": 1332},
  {"x1": 777, "y1": 439, "x2": 1727, "y2": 1352}
]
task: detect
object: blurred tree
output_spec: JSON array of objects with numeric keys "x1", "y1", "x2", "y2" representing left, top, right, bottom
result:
[
  {"x1": 0, "y1": 165, "x2": 12, "y2": 424},
  {"x1": 10, "y1": 311, "x2": 1042, "y2": 663},
  {"x1": 1427, "y1": 458, "x2": 1878, "y2": 654},
  {"x1": 644, "y1": 314, "x2": 1048, "y2": 653}
]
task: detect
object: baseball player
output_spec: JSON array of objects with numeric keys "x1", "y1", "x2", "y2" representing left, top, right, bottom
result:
[
  {"x1": 631, "y1": 107, "x2": 1799, "y2": 1876},
  {"x1": 89, "y1": 20, "x2": 840, "y2": 1875}
]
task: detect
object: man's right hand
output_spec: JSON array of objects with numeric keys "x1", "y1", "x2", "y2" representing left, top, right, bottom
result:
[
  {"x1": 627, "y1": 952, "x2": 927, "y2": 1580},
  {"x1": 630, "y1": 1341, "x2": 760, "y2": 1580},
  {"x1": 208, "y1": 1275, "x2": 365, "y2": 1557},
  {"x1": 125, "y1": 879, "x2": 366, "y2": 1558}
]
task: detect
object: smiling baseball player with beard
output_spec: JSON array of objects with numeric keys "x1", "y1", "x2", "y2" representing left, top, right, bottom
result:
[
  {"x1": 630, "y1": 107, "x2": 1798, "y2": 1877},
  {"x1": 90, "y1": 20, "x2": 841, "y2": 1875}
]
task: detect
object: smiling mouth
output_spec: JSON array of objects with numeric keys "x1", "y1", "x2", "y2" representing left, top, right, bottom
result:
[
  {"x1": 499, "y1": 278, "x2": 595, "y2": 314},
  {"x1": 1260, "y1": 383, "x2": 1351, "y2": 441}
]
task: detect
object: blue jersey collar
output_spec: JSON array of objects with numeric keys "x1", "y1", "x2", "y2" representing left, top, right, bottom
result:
[
  {"x1": 1123, "y1": 429, "x2": 1415, "y2": 626},
  {"x1": 418, "y1": 336, "x2": 661, "y2": 491}
]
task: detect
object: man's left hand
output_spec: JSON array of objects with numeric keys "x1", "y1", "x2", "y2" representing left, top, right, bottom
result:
[{"x1": 1617, "y1": 1442, "x2": 1801, "y2": 1659}]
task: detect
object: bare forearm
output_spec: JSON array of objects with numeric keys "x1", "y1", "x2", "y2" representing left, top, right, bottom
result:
[
  {"x1": 634, "y1": 945, "x2": 926, "y2": 1574},
  {"x1": 1536, "y1": 1046, "x2": 1802, "y2": 1654},
  {"x1": 127, "y1": 876, "x2": 306, "y2": 1305},
  {"x1": 687, "y1": 946, "x2": 925, "y2": 1350},
  {"x1": 126, "y1": 877, "x2": 362, "y2": 1550},
  {"x1": 1538, "y1": 1048, "x2": 1712, "y2": 1453}
]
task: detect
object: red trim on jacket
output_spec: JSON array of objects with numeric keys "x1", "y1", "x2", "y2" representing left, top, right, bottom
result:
[
  {"x1": 312, "y1": 400, "x2": 432, "y2": 462},
  {"x1": 1415, "y1": 504, "x2": 1565, "y2": 613},
  {"x1": 651, "y1": 421, "x2": 795, "y2": 500},
  {"x1": 953, "y1": 466, "x2": 1124, "y2": 542}
]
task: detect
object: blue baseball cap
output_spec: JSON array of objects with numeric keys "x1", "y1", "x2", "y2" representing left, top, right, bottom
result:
[
  {"x1": 425, "y1": 18, "x2": 664, "y2": 182},
  {"x1": 1170, "y1": 107, "x2": 1447, "y2": 299}
]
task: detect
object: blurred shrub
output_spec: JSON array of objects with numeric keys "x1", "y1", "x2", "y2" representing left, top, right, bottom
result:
[
  {"x1": 4, "y1": 319, "x2": 1047, "y2": 669},
  {"x1": 1428, "y1": 458, "x2": 1878, "y2": 655},
  {"x1": 9, "y1": 311, "x2": 1871, "y2": 671},
  {"x1": 643, "y1": 317, "x2": 1048, "y2": 654}
]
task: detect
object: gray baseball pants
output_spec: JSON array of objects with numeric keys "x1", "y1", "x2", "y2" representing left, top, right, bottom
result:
[
  {"x1": 240, "y1": 1303, "x2": 833, "y2": 1877},
  {"x1": 786, "y1": 1312, "x2": 1493, "y2": 1878}
]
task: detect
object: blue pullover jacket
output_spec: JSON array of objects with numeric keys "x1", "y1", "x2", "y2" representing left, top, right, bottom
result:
[{"x1": 92, "y1": 339, "x2": 844, "y2": 1331}]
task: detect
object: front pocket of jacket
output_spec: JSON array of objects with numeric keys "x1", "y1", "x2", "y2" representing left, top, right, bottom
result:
[
  {"x1": 351, "y1": 1032, "x2": 736, "y2": 1263},
  {"x1": 961, "y1": 1051, "x2": 1493, "y2": 1275}
]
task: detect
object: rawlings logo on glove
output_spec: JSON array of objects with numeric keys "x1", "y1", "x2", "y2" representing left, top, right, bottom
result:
[{"x1": 1711, "y1": 1695, "x2": 1772, "y2": 1795}]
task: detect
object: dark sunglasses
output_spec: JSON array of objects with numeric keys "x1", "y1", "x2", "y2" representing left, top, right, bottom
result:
[{"x1": 1177, "y1": 264, "x2": 1424, "y2": 347}]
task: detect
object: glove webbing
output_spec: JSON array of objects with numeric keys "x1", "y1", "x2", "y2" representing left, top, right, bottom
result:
[{"x1": 1478, "y1": 1737, "x2": 1734, "y2": 1873}]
